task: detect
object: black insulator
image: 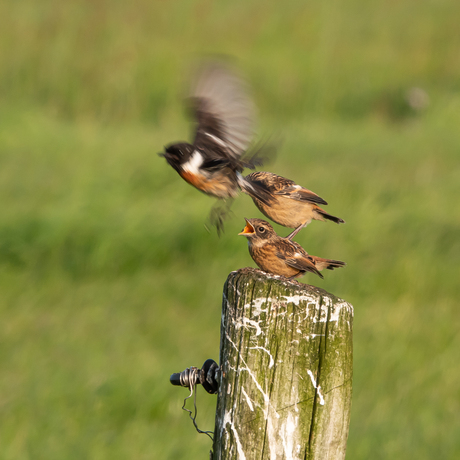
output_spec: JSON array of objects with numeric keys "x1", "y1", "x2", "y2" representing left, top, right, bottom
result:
[
  {"x1": 170, "y1": 373, "x2": 182, "y2": 386},
  {"x1": 200, "y1": 359, "x2": 220, "y2": 394},
  {"x1": 170, "y1": 359, "x2": 219, "y2": 394}
]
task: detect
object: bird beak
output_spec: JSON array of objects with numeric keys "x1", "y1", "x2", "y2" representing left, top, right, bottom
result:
[
  {"x1": 238, "y1": 219, "x2": 255, "y2": 236},
  {"x1": 158, "y1": 146, "x2": 170, "y2": 157}
]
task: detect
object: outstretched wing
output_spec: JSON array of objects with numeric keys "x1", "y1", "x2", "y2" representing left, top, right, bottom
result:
[{"x1": 189, "y1": 62, "x2": 255, "y2": 160}]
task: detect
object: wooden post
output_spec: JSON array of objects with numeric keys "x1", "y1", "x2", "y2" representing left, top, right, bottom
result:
[{"x1": 212, "y1": 268, "x2": 353, "y2": 460}]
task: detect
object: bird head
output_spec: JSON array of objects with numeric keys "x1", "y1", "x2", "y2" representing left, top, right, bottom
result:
[
  {"x1": 238, "y1": 218, "x2": 275, "y2": 241},
  {"x1": 159, "y1": 143, "x2": 194, "y2": 172}
]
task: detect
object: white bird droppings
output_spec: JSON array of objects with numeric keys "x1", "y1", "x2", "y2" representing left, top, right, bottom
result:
[{"x1": 307, "y1": 369, "x2": 325, "y2": 405}]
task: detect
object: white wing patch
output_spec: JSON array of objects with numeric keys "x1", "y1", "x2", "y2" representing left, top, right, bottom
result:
[
  {"x1": 182, "y1": 150, "x2": 204, "y2": 174},
  {"x1": 205, "y1": 132, "x2": 228, "y2": 148}
]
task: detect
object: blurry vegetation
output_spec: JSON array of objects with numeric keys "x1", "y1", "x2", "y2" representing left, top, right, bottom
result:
[
  {"x1": 1, "y1": 0, "x2": 460, "y2": 122},
  {"x1": 0, "y1": 0, "x2": 459, "y2": 459}
]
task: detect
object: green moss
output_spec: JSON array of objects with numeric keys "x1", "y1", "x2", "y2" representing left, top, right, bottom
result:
[{"x1": 214, "y1": 269, "x2": 353, "y2": 459}]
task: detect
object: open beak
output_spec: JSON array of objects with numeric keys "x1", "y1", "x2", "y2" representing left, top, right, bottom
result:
[{"x1": 238, "y1": 218, "x2": 255, "y2": 236}]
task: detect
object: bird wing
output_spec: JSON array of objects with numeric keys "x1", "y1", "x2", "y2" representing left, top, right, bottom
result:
[
  {"x1": 275, "y1": 240, "x2": 324, "y2": 278},
  {"x1": 246, "y1": 172, "x2": 328, "y2": 205},
  {"x1": 246, "y1": 172, "x2": 295, "y2": 192},
  {"x1": 189, "y1": 62, "x2": 255, "y2": 161},
  {"x1": 273, "y1": 184, "x2": 328, "y2": 205}
]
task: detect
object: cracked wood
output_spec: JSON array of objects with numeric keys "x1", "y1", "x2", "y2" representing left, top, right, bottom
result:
[{"x1": 212, "y1": 268, "x2": 353, "y2": 460}]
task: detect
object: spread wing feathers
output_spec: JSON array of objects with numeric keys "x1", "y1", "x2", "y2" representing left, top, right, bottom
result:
[
  {"x1": 189, "y1": 62, "x2": 255, "y2": 160},
  {"x1": 245, "y1": 172, "x2": 328, "y2": 205},
  {"x1": 274, "y1": 241, "x2": 324, "y2": 278},
  {"x1": 239, "y1": 138, "x2": 278, "y2": 170},
  {"x1": 201, "y1": 157, "x2": 232, "y2": 172}
]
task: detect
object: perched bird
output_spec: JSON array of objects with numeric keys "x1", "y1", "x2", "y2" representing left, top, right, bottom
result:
[
  {"x1": 243, "y1": 172, "x2": 345, "y2": 239},
  {"x1": 159, "y1": 61, "x2": 271, "y2": 233},
  {"x1": 238, "y1": 218, "x2": 345, "y2": 279}
]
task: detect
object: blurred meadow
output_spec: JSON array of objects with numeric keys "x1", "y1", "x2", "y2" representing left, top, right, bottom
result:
[{"x1": 0, "y1": 0, "x2": 459, "y2": 458}]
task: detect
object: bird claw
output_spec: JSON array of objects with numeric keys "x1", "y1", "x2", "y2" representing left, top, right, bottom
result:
[{"x1": 208, "y1": 199, "x2": 235, "y2": 236}]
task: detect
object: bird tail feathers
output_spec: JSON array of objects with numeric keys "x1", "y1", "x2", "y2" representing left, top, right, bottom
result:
[
  {"x1": 237, "y1": 173, "x2": 273, "y2": 206},
  {"x1": 310, "y1": 256, "x2": 346, "y2": 271},
  {"x1": 315, "y1": 207, "x2": 345, "y2": 225}
]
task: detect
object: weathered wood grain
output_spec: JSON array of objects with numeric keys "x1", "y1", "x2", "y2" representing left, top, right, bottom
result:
[{"x1": 212, "y1": 268, "x2": 353, "y2": 460}]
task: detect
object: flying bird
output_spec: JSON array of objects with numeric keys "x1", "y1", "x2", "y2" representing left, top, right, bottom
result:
[
  {"x1": 243, "y1": 172, "x2": 345, "y2": 239},
  {"x1": 159, "y1": 61, "x2": 271, "y2": 233},
  {"x1": 238, "y1": 218, "x2": 345, "y2": 279}
]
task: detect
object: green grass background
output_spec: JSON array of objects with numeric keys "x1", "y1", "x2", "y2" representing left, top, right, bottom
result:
[{"x1": 1, "y1": 1, "x2": 459, "y2": 458}]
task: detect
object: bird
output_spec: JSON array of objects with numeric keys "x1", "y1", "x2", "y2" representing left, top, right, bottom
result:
[
  {"x1": 159, "y1": 61, "x2": 272, "y2": 234},
  {"x1": 238, "y1": 218, "x2": 345, "y2": 279},
  {"x1": 242, "y1": 171, "x2": 345, "y2": 240}
]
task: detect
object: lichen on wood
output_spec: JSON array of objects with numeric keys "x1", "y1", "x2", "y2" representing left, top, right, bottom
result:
[{"x1": 212, "y1": 268, "x2": 353, "y2": 460}]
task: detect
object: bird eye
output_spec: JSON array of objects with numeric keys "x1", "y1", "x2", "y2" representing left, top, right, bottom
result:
[{"x1": 258, "y1": 226, "x2": 265, "y2": 233}]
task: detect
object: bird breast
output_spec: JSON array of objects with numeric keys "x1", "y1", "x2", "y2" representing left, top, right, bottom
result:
[
  {"x1": 252, "y1": 195, "x2": 316, "y2": 229},
  {"x1": 249, "y1": 243, "x2": 302, "y2": 278},
  {"x1": 179, "y1": 168, "x2": 239, "y2": 199}
]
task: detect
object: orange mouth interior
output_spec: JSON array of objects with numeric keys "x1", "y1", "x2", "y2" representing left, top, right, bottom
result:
[{"x1": 238, "y1": 221, "x2": 255, "y2": 235}]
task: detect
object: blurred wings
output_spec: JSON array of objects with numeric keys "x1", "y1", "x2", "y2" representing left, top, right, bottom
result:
[{"x1": 189, "y1": 62, "x2": 256, "y2": 160}]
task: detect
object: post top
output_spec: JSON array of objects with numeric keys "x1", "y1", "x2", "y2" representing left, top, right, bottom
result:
[{"x1": 227, "y1": 267, "x2": 350, "y2": 306}]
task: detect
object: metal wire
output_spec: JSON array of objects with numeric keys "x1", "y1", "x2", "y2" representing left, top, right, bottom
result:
[{"x1": 180, "y1": 367, "x2": 214, "y2": 441}]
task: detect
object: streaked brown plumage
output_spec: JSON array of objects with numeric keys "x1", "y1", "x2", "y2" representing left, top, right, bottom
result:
[
  {"x1": 238, "y1": 218, "x2": 345, "y2": 279},
  {"x1": 243, "y1": 172, "x2": 345, "y2": 239}
]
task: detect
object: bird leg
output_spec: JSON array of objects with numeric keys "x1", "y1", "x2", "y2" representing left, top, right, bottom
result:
[
  {"x1": 286, "y1": 222, "x2": 307, "y2": 240},
  {"x1": 207, "y1": 199, "x2": 235, "y2": 237}
]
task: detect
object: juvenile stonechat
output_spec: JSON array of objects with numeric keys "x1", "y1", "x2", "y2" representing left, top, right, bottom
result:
[
  {"x1": 243, "y1": 172, "x2": 344, "y2": 239},
  {"x1": 239, "y1": 218, "x2": 345, "y2": 279}
]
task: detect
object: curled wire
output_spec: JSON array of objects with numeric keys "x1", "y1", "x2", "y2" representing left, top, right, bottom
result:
[{"x1": 180, "y1": 367, "x2": 214, "y2": 441}]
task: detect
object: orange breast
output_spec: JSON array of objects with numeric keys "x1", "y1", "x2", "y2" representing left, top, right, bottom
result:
[
  {"x1": 249, "y1": 245, "x2": 301, "y2": 278},
  {"x1": 180, "y1": 171, "x2": 207, "y2": 191},
  {"x1": 179, "y1": 170, "x2": 238, "y2": 199}
]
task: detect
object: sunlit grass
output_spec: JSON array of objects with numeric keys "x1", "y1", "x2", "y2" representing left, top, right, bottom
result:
[
  {"x1": 0, "y1": 0, "x2": 459, "y2": 458},
  {"x1": 0, "y1": 104, "x2": 459, "y2": 458},
  {"x1": 1, "y1": 1, "x2": 460, "y2": 122}
]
